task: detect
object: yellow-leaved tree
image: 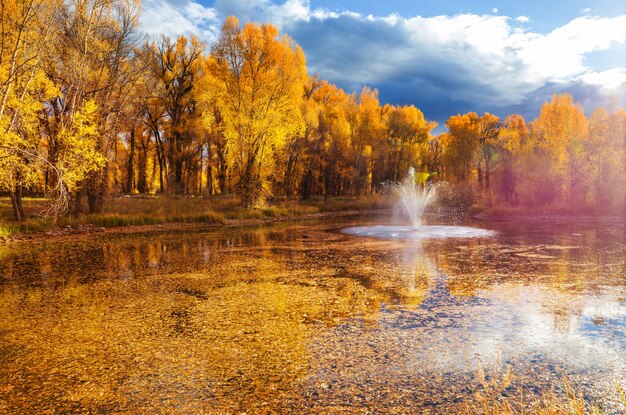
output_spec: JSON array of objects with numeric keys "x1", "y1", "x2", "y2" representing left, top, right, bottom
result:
[
  {"x1": 493, "y1": 114, "x2": 528, "y2": 204},
  {"x1": 443, "y1": 112, "x2": 480, "y2": 183},
  {"x1": 476, "y1": 112, "x2": 501, "y2": 191},
  {"x1": 531, "y1": 94, "x2": 588, "y2": 205},
  {"x1": 0, "y1": 0, "x2": 110, "y2": 221},
  {"x1": 381, "y1": 104, "x2": 435, "y2": 183},
  {"x1": 144, "y1": 35, "x2": 205, "y2": 195},
  {"x1": 346, "y1": 87, "x2": 384, "y2": 195},
  {"x1": 206, "y1": 16, "x2": 307, "y2": 207},
  {"x1": 54, "y1": 100, "x2": 106, "y2": 203},
  {"x1": 586, "y1": 108, "x2": 626, "y2": 211},
  {"x1": 309, "y1": 80, "x2": 352, "y2": 200},
  {"x1": 43, "y1": 0, "x2": 143, "y2": 214},
  {"x1": 0, "y1": 0, "x2": 59, "y2": 220}
]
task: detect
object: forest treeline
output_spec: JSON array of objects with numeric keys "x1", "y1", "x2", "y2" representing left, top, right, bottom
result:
[{"x1": 1, "y1": 0, "x2": 625, "y2": 221}]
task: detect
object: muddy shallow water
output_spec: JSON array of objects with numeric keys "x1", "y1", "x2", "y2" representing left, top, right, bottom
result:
[{"x1": 0, "y1": 215, "x2": 624, "y2": 414}]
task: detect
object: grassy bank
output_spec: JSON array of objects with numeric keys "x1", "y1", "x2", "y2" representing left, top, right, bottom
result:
[
  {"x1": 470, "y1": 203, "x2": 626, "y2": 220},
  {"x1": 0, "y1": 218, "x2": 54, "y2": 239},
  {"x1": 0, "y1": 194, "x2": 390, "y2": 239}
]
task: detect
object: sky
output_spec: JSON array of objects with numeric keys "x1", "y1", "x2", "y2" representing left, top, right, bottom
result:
[{"x1": 140, "y1": 0, "x2": 626, "y2": 127}]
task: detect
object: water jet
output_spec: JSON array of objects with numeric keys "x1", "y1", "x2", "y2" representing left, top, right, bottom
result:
[{"x1": 343, "y1": 168, "x2": 493, "y2": 239}]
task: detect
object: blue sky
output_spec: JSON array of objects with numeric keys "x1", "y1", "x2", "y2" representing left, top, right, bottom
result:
[{"x1": 140, "y1": 0, "x2": 626, "y2": 127}]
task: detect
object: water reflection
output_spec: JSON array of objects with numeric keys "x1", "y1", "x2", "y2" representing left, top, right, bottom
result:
[{"x1": 0, "y1": 217, "x2": 624, "y2": 413}]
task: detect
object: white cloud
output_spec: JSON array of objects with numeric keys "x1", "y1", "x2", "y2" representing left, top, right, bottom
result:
[
  {"x1": 492, "y1": 7, "x2": 498, "y2": 14},
  {"x1": 268, "y1": 0, "x2": 311, "y2": 23},
  {"x1": 141, "y1": 0, "x2": 220, "y2": 41},
  {"x1": 318, "y1": 13, "x2": 626, "y2": 105},
  {"x1": 581, "y1": 7, "x2": 592, "y2": 14},
  {"x1": 184, "y1": 2, "x2": 218, "y2": 23},
  {"x1": 139, "y1": 0, "x2": 626, "y2": 116},
  {"x1": 577, "y1": 68, "x2": 626, "y2": 90},
  {"x1": 516, "y1": 16, "x2": 626, "y2": 84}
]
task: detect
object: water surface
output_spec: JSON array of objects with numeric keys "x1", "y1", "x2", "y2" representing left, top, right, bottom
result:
[{"x1": 0, "y1": 215, "x2": 624, "y2": 414}]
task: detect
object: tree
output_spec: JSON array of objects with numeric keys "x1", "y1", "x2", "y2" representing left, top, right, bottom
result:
[
  {"x1": 587, "y1": 108, "x2": 626, "y2": 211},
  {"x1": 381, "y1": 104, "x2": 435, "y2": 183},
  {"x1": 41, "y1": 0, "x2": 143, "y2": 214},
  {"x1": 207, "y1": 16, "x2": 307, "y2": 207},
  {"x1": 0, "y1": 0, "x2": 64, "y2": 220},
  {"x1": 476, "y1": 112, "x2": 500, "y2": 190},
  {"x1": 443, "y1": 112, "x2": 480, "y2": 182},
  {"x1": 531, "y1": 94, "x2": 588, "y2": 205},
  {"x1": 493, "y1": 114, "x2": 527, "y2": 204},
  {"x1": 145, "y1": 35, "x2": 204, "y2": 194},
  {"x1": 310, "y1": 80, "x2": 351, "y2": 200},
  {"x1": 270, "y1": 75, "x2": 322, "y2": 199},
  {"x1": 345, "y1": 87, "x2": 383, "y2": 195}
]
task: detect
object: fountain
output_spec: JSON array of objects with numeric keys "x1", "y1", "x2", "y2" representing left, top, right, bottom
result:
[
  {"x1": 396, "y1": 167, "x2": 436, "y2": 228},
  {"x1": 342, "y1": 168, "x2": 494, "y2": 239}
]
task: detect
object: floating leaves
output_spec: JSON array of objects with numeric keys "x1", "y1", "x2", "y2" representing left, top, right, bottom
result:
[{"x1": 0, "y1": 219, "x2": 624, "y2": 413}]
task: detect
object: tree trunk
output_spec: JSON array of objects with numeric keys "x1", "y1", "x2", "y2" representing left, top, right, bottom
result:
[
  {"x1": 217, "y1": 148, "x2": 228, "y2": 194},
  {"x1": 483, "y1": 147, "x2": 491, "y2": 190},
  {"x1": 171, "y1": 131, "x2": 184, "y2": 194},
  {"x1": 126, "y1": 129, "x2": 135, "y2": 194},
  {"x1": 87, "y1": 166, "x2": 107, "y2": 214},
  {"x1": 485, "y1": 162, "x2": 490, "y2": 190},
  {"x1": 240, "y1": 160, "x2": 260, "y2": 208},
  {"x1": 323, "y1": 165, "x2": 333, "y2": 202},
  {"x1": 137, "y1": 134, "x2": 148, "y2": 194},
  {"x1": 301, "y1": 169, "x2": 312, "y2": 200},
  {"x1": 16, "y1": 184, "x2": 25, "y2": 220},
  {"x1": 74, "y1": 190, "x2": 82, "y2": 218},
  {"x1": 9, "y1": 188, "x2": 23, "y2": 222},
  {"x1": 155, "y1": 138, "x2": 165, "y2": 193},
  {"x1": 174, "y1": 158, "x2": 183, "y2": 194},
  {"x1": 206, "y1": 141, "x2": 213, "y2": 196}
]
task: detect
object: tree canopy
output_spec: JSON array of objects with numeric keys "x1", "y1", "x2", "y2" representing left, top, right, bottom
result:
[{"x1": 0, "y1": 3, "x2": 624, "y2": 220}]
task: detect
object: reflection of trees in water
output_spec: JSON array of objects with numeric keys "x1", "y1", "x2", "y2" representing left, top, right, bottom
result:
[
  {"x1": 1, "y1": 229, "x2": 287, "y2": 286},
  {"x1": 0, "y1": 222, "x2": 623, "y2": 413},
  {"x1": 0, "y1": 228, "x2": 393, "y2": 413}
]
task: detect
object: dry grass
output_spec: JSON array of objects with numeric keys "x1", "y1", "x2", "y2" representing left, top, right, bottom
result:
[
  {"x1": 0, "y1": 218, "x2": 53, "y2": 238},
  {"x1": 63, "y1": 211, "x2": 226, "y2": 227},
  {"x1": 0, "y1": 194, "x2": 391, "y2": 235},
  {"x1": 84, "y1": 194, "x2": 389, "y2": 223},
  {"x1": 474, "y1": 203, "x2": 626, "y2": 219},
  {"x1": 464, "y1": 363, "x2": 625, "y2": 415},
  {"x1": 100, "y1": 195, "x2": 239, "y2": 216},
  {"x1": 0, "y1": 197, "x2": 49, "y2": 219},
  {"x1": 301, "y1": 194, "x2": 391, "y2": 212}
]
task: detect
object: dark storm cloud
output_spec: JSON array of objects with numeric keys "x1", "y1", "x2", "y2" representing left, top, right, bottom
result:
[
  {"x1": 285, "y1": 13, "x2": 526, "y2": 124},
  {"x1": 281, "y1": 11, "x2": 626, "y2": 125}
]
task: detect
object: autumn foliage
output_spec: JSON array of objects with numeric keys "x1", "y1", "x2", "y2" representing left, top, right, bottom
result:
[{"x1": 1, "y1": 2, "x2": 624, "y2": 220}]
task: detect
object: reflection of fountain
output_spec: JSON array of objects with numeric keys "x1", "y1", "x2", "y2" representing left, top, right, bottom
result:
[
  {"x1": 396, "y1": 239, "x2": 434, "y2": 308},
  {"x1": 343, "y1": 168, "x2": 494, "y2": 239}
]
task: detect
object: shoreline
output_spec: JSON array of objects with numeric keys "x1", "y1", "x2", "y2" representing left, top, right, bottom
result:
[
  {"x1": 1, "y1": 209, "x2": 390, "y2": 244},
  {"x1": 4, "y1": 208, "x2": 624, "y2": 244},
  {"x1": 471, "y1": 211, "x2": 626, "y2": 223}
]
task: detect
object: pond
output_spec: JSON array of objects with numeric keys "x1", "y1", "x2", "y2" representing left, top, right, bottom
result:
[{"x1": 0, "y1": 215, "x2": 624, "y2": 414}]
